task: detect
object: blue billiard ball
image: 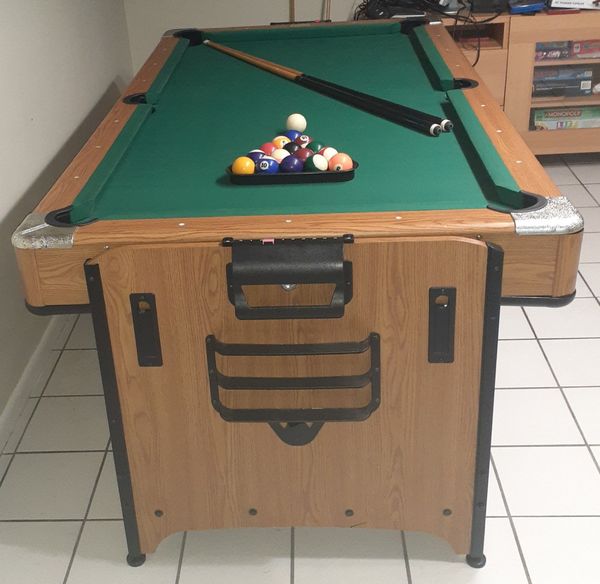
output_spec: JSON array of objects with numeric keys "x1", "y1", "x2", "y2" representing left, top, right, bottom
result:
[
  {"x1": 246, "y1": 149, "x2": 265, "y2": 163},
  {"x1": 255, "y1": 156, "x2": 279, "y2": 174},
  {"x1": 284, "y1": 129, "x2": 302, "y2": 142},
  {"x1": 279, "y1": 155, "x2": 304, "y2": 173}
]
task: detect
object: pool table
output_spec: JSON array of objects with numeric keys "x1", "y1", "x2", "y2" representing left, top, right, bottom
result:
[{"x1": 13, "y1": 20, "x2": 582, "y2": 568}]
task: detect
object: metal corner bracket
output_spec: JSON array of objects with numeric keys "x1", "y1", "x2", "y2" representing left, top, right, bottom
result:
[
  {"x1": 511, "y1": 196, "x2": 584, "y2": 236},
  {"x1": 12, "y1": 213, "x2": 75, "y2": 250}
]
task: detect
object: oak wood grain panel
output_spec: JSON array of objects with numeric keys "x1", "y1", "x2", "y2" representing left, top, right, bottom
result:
[
  {"x1": 95, "y1": 236, "x2": 490, "y2": 555},
  {"x1": 426, "y1": 25, "x2": 561, "y2": 197},
  {"x1": 14, "y1": 249, "x2": 44, "y2": 308},
  {"x1": 553, "y1": 230, "x2": 582, "y2": 297}
]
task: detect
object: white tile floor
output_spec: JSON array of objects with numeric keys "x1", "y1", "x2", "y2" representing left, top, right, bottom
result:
[{"x1": 1, "y1": 154, "x2": 599, "y2": 583}]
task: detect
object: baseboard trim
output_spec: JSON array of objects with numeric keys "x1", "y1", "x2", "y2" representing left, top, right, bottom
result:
[{"x1": 0, "y1": 315, "x2": 76, "y2": 452}]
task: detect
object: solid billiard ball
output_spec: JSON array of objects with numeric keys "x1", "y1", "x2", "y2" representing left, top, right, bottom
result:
[
  {"x1": 294, "y1": 148, "x2": 312, "y2": 162},
  {"x1": 304, "y1": 154, "x2": 328, "y2": 172},
  {"x1": 284, "y1": 129, "x2": 302, "y2": 142},
  {"x1": 286, "y1": 113, "x2": 307, "y2": 133},
  {"x1": 295, "y1": 134, "x2": 311, "y2": 148},
  {"x1": 247, "y1": 149, "x2": 265, "y2": 163},
  {"x1": 319, "y1": 146, "x2": 338, "y2": 161},
  {"x1": 280, "y1": 155, "x2": 304, "y2": 173},
  {"x1": 329, "y1": 153, "x2": 353, "y2": 172},
  {"x1": 231, "y1": 156, "x2": 255, "y2": 175},
  {"x1": 256, "y1": 156, "x2": 279, "y2": 174},
  {"x1": 307, "y1": 141, "x2": 325, "y2": 154},
  {"x1": 260, "y1": 142, "x2": 277, "y2": 156},
  {"x1": 284, "y1": 142, "x2": 301, "y2": 154},
  {"x1": 272, "y1": 135, "x2": 291, "y2": 149},
  {"x1": 271, "y1": 148, "x2": 290, "y2": 163}
]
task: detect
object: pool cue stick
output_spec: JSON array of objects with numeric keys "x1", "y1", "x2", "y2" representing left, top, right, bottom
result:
[{"x1": 202, "y1": 39, "x2": 449, "y2": 136}]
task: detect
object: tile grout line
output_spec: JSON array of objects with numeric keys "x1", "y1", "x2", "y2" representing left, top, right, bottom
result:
[
  {"x1": 520, "y1": 308, "x2": 600, "y2": 477},
  {"x1": 577, "y1": 270, "x2": 600, "y2": 310},
  {"x1": 62, "y1": 440, "x2": 111, "y2": 584},
  {"x1": 290, "y1": 526, "x2": 295, "y2": 584},
  {"x1": 562, "y1": 157, "x2": 600, "y2": 200},
  {"x1": 400, "y1": 531, "x2": 413, "y2": 584},
  {"x1": 490, "y1": 456, "x2": 533, "y2": 584},
  {"x1": 0, "y1": 315, "x2": 80, "y2": 487},
  {"x1": 174, "y1": 531, "x2": 188, "y2": 584}
]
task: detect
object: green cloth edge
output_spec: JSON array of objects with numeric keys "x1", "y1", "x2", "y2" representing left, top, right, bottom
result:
[
  {"x1": 447, "y1": 90, "x2": 522, "y2": 210},
  {"x1": 69, "y1": 106, "x2": 154, "y2": 223},
  {"x1": 412, "y1": 26, "x2": 455, "y2": 91},
  {"x1": 145, "y1": 38, "x2": 189, "y2": 103}
]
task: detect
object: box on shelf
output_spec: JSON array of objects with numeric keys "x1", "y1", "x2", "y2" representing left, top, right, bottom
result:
[
  {"x1": 572, "y1": 39, "x2": 600, "y2": 58},
  {"x1": 531, "y1": 106, "x2": 600, "y2": 130},
  {"x1": 533, "y1": 65, "x2": 594, "y2": 97},
  {"x1": 548, "y1": 0, "x2": 600, "y2": 9},
  {"x1": 535, "y1": 40, "x2": 571, "y2": 60}
]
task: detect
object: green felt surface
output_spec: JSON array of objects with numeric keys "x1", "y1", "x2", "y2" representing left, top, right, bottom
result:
[{"x1": 69, "y1": 23, "x2": 520, "y2": 223}]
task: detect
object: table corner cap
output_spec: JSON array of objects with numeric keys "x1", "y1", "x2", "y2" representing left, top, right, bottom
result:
[
  {"x1": 12, "y1": 213, "x2": 75, "y2": 250},
  {"x1": 511, "y1": 196, "x2": 584, "y2": 236}
]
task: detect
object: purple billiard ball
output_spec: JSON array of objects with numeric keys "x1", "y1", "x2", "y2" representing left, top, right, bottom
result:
[
  {"x1": 284, "y1": 129, "x2": 302, "y2": 142},
  {"x1": 255, "y1": 156, "x2": 279, "y2": 174},
  {"x1": 246, "y1": 149, "x2": 265, "y2": 163},
  {"x1": 279, "y1": 155, "x2": 304, "y2": 173}
]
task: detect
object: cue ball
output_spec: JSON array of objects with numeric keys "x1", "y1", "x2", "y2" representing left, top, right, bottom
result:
[
  {"x1": 280, "y1": 155, "x2": 304, "y2": 173},
  {"x1": 319, "y1": 146, "x2": 338, "y2": 161},
  {"x1": 256, "y1": 156, "x2": 279, "y2": 174},
  {"x1": 271, "y1": 148, "x2": 290, "y2": 163},
  {"x1": 329, "y1": 153, "x2": 353, "y2": 172},
  {"x1": 260, "y1": 142, "x2": 277, "y2": 156},
  {"x1": 272, "y1": 135, "x2": 291, "y2": 149},
  {"x1": 304, "y1": 154, "x2": 328, "y2": 172},
  {"x1": 286, "y1": 113, "x2": 307, "y2": 133},
  {"x1": 231, "y1": 156, "x2": 255, "y2": 175}
]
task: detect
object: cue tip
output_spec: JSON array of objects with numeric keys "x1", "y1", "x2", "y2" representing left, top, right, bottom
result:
[
  {"x1": 202, "y1": 39, "x2": 210, "y2": 45},
  {"x1": 441, "y1": 119, "x2": 454, "y2": 132},
  {"x1": 429, "y1": 124, "x2": 442, "y2": 137}
]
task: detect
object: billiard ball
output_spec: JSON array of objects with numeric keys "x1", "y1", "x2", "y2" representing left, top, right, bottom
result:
[
  {"x1": 260, "y1": 142, "x2": 277, "y2": 155},
  {"x1": 294, "y1": 148, "x2": 312, "y2": 162},
  {"x1": 295, "y1": 134, "x2": 311, "y2": 148},
  {"x1": 231, "y1": 156, "x2": 255, "y2": 175},
  {"x1": 307, "y1": 141, "x2": 325, "y2": 154},
  {"x1": 280, "y1": 155, "x2": 304, "y2": 173},
  {"x1": 284, "y1": 142, "x2": 301, "y2": 154},
  {"x1": 284, "y1": 129, "x2": 302, "y2": 142},
  {"x1": 319, "y1": 146, "x2": 338, "y2": 161},
  {"x1": 271, "y1": 148, "x2": 290, "y2": 163},
  {"x1": 329, "y1": 153, "x2": 353, "y2": 172},
  {"x1": 286, "y1": 113, "x2": 307, "y2": 133},
  {"x1": 246, "y1": 149, "x2": 265, "y2": 163},
  {"x1": 304, "y1": 154, "x2": 328, "y2": 172},
  {"x1": 255, "y1": 156, "x2": 279, "y2": 174},
  {"x1": 272, "y1": 135, "x2": 291, "y2": 149}
]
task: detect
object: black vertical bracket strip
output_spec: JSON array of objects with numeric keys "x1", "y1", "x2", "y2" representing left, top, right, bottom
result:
[
  {"x1": 85, "y1": 264, "x2": 146, "y2": 568},
  {"x1": 428, "y1": 287, "x2": 456, "y2": 363},
  {"x1": 466, "y1": 243, "x2": 504, "y2": 569},
  {"x1": 129, "y1": 293, "x2": 163, "y2": 367}
]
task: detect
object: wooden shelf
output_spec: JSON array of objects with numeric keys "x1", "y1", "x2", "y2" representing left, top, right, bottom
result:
[
  {"x1": 524, "y1": 126, "x2": 600, "y2": 154},
  {"x1": 534, "y1": 58, "x2": 600, "y2": 66},
  {"x1": 531, "y1": 95, "x2": 600, "y2": 107}
]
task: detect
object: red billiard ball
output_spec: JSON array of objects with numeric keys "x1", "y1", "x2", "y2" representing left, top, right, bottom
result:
[
  {"x1": 260, "y1": 142, "x2": 277, "y2": 156},
  {"x1": 294, "y1": 134, "x2": 311, "y2": 148},
  {"x1": 294, "y1": 148, "x2": 312, "y2": 162}
]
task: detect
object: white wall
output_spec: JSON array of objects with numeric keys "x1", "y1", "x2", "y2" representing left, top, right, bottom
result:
[
  {"x1": 124, "y1": 0, "x2": 359, "y2": 70},
  {"x1": 0, "y1": 1, "x2": 132, "y2": 412}
]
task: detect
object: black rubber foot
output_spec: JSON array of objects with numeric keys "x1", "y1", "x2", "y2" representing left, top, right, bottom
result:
[
  {"x1": 466, "y1": 554, "x2": 486, "y2": 568},
  {"x1": 127, "y1": 553, "x2": 146, "y2": 567}
]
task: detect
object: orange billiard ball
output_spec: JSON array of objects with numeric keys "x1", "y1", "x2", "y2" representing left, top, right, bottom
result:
[{"x1": 329, "y1": 152, "x2": 353, "y2": 172}]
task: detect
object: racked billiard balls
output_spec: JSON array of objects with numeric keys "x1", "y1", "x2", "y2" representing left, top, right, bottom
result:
[
  {"x1": 304, "y1": 154, "x2": 328, "y2": 172},
  {"x1": 231, "y1": 156, "x2": 255, "y2": 175},
  {"x1": 256, "y1": 156, "x2": 279, "y2": 174},
  {"x1": 271, "y1": 148, "x2": 290, "y2": 163},
  {"x1": 284, "y1": 142, "x2": 301, "y2": 154},
  {"x1": 294, "y1": 148, "x2": 312, "y2": 162},
  {"x1": 272, "y1": 135, "x2": 291, "y2": 149},
  {"x1": 280, "y1": 155, "x2": 304, "y2": 173},
  {"x1": 329, "y1": 152, "x2": 353, "y2": 172},
  {"x1": 295, "y1": 134, "x2": 311, "y2": 148},
  {"x1": 284, "y1": 129, "x2": 302, "y2": 142},
  {"x1": 246, "y1": 149, "x2": 265, "y2": 163},
  {"x1": 307, "y1": 141, "x2": 325, "y2": 154},
  {"x1": 260, "y1": 142, "x2": 277, "y2": 156},
  {"x1": 286, "y1": 113, "x2": 307, "y2": 133},
  {"x1": 319, "y1": 146, "x2": 338, "y2": 161}
]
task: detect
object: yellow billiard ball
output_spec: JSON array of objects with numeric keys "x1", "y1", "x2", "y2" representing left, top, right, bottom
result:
[
  {"x1": 231, "y1": 156, "x2": 255, "y2": 175},
  {"x1": 272, "y1": 135, "x2": 291, "y2": 149}
]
